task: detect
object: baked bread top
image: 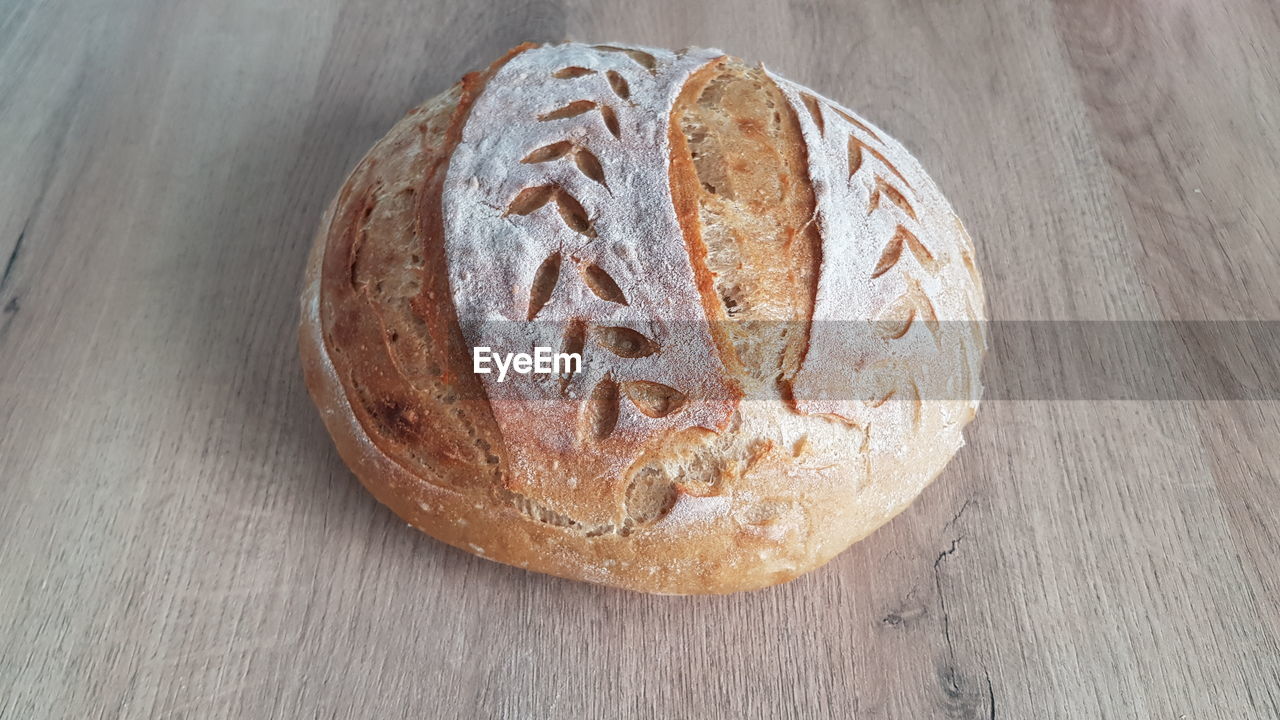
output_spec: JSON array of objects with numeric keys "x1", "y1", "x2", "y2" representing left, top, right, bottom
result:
[{"x1": 301, "y1": 42, "x2": 986, "y2": 594}]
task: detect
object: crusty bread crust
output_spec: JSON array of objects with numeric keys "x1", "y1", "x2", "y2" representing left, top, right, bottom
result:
[{"x1": 300, "y1": 43, "x2": 986, "y2": 594}]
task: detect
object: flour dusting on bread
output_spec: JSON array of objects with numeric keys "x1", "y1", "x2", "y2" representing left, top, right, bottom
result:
[
  {"x1": 443, "y1": 43, "x2": 738, "y2": 527},
  {"x1": 766, "y1": 70, "x2": 985, "y2": 457}
]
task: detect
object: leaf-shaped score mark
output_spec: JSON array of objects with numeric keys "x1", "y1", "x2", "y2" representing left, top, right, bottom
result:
[
  {"x1": 578, "y1": 262, "x2": 628, "y2": 305},
  {"x1": 580, "y1": 377, "x2": 687, "y2": 441},
  {"x1": 622, "y1": 381, "x2": 687, "y2": 418},
  {"x1": 871, "y1": 225, "x2": 937, "y2": 279},
  {"x1": 860, "y1": 368, "x2": 923, "y2": 430},
  {"x1": 521, "y1": 142, "x2": 607, "y2": 187},
  {"x1": 506, "y1": 184, "x2": 595, "y2": 237},
  {"x1": 869, "y1": 176, "x2": 917, "y2": 220},
  {"x1": 848, "y1": 135, "x2": 912, "y2": 190},
  {"x1": 552, "y1": 66, "x2": 596, "y2": 79},
  {"x1": 876, "y1": 303, "x2": 917, "y2": 340},
  {"x1": 599, "y1": 105, "x2": 620, "y2": 138},
  {"x1": 606, "y1": 70, "x2": 630, "y2": 100},
  {"x1": 850, "y1": 360, "x2": 895, "y2": 408},
  {"x1": 527, "y1": 252, "x2": 561, "y2": 320},
  {"x1": 538, "y1": 100, "x2": 621, "y2": 138},
  {"x1": 582, "y1": 375, "x2": 620, "y2": 440},
  {"x1": 559, "y1": 319, "x2": 586, "y2": 391},
  {"x1": 874, "y1": 280, "x2": 941, "y2": 342},
  {"x1": 830, "y1": 104, "x2": 884, "y2": 144},
  {"x1": 592, "y1": 45, "x2": 657, "y2": 71},
  {"x1": 539, "y1": 100, "x2": 597, "y2": 121},
  {"x1": 800, "y1": 92, "x2": 825, "y2": 134},
  {"x1": 521, "y1": 141, "x2": 572, "y2": 163},
  {"x1": 802, "y1": 91, "x2": 886, "y2": 145},
  {"x1": 574, "y1": 149, "x2": 606, "y2": 186},
  {"x1": 594, "y1": 326, "x2": 657, "y2": 358}
]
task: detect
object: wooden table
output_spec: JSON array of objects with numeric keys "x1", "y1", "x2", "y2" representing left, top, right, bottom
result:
[{"x1": 3, "y1": 1, "x2": 1278, "y2": 717}]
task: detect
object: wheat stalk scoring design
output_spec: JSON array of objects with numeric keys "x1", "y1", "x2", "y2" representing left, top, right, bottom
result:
[{"x1": 441, "y1": 43, "x2": 734, "y2": 518}]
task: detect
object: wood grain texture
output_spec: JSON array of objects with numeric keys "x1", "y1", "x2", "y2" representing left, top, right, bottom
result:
[{"x1": 2, "y1": 0, "x2": 1278, "y2": 717}]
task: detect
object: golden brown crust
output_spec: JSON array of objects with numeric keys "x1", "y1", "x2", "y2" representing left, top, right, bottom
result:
[
  {"x1": 674, "y1": 59, "x2": 823, "y2": 391},
  {"x1": 300, "y1": 43, "x2": 985, "y2": 594},
  {"x1": 667, "y1": 58, "x2": 743, "y2": 379}
]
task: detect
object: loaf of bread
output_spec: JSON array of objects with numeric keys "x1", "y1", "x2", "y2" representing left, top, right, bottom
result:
[{"x1": 300, "y1": 42, "x2": 985, "y2": 594}]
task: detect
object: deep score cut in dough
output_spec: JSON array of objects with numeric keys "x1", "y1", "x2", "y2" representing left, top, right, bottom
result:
[{"x1": 300, "y1": 42, "x2": 986, "y2": 594}]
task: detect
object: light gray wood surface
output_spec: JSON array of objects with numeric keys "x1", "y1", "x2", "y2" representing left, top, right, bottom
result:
[{"x1": 2, "y1": 1, "x2": 1278, "y2": 717}]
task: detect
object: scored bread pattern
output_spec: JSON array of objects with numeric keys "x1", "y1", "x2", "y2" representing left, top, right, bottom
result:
[
  {"x1": 443, "y1": 43, "x2": 736, "y2": 525},
  {"x1": 766, "y1": 72, "x2": 985, "y2": 456}
]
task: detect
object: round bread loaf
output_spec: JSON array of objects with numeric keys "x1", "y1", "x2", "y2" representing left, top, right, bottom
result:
[{"x1": 300, "y1": 42, "x2": 986, "y2": 594}]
